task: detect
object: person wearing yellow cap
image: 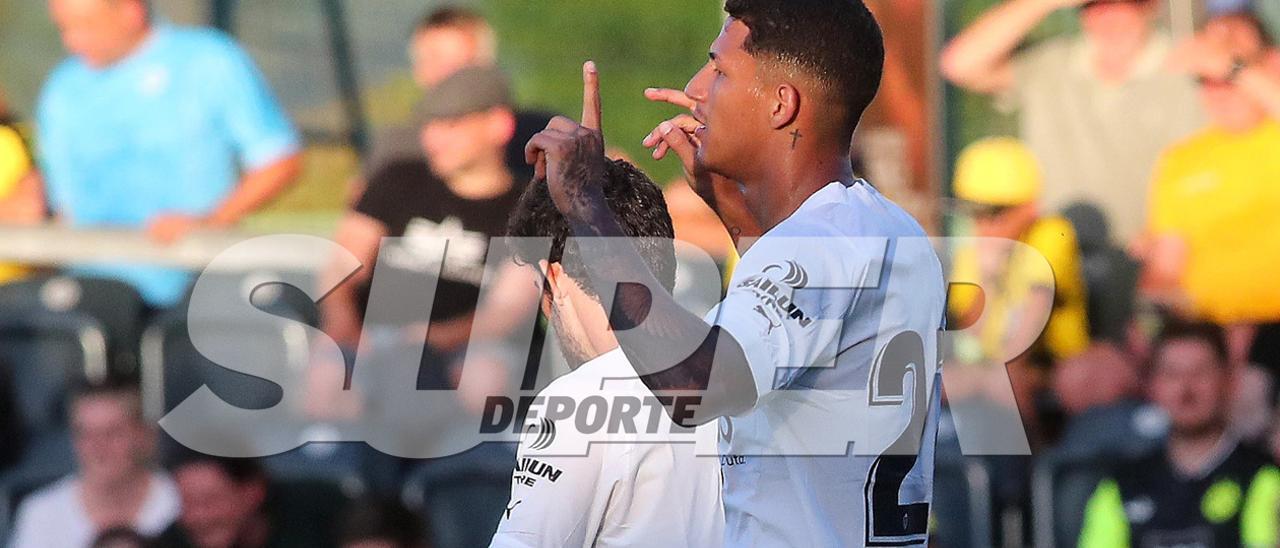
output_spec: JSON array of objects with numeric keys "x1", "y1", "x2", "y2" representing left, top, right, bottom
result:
[{"x1": 947, "y1": 138, "x2": 1090, "y2": 423}]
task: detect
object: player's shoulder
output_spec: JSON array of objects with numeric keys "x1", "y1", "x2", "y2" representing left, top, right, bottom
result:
[{"x1": 781, "y1": 181, "x2": 928, "y2": 238}]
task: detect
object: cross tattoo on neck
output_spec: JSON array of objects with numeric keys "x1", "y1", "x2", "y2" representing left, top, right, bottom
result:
[{"x1": 790, "y1": 129, "x2": 803, "y2": 150}]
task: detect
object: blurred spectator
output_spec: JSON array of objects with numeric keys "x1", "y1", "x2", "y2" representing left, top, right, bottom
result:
[
  {"x1": 0, "y1": 88, "x2": 44, "y2": 285},
  {"x1": 946, "y1": 138, "x2": 1089, "y2": 443},
  {"x1": 1059, "y1": 202, "x2": 1140, "y2": 345},
  {"x1": 1171, "y1": 2, "x2": 1280, "y2": 119},
  {"x1": 10, "y1": 380, "x2": 179, "y2": 547},
  {"x1": 1051, "y1": 342, "x2": 1140, "y2": 417},
  {"x1": 356, "y1": 7, "x2": 551, "y2": 203},
  {"x1": 949, "y1": 138, "x2": 1090, "y2": 364},
  {"x1": 1139, "y1": 9, "x2": 1280, "y2": 325},
  {"x1": 1078, "y1": 321, "x2": 1280, "y2": 547},
  {"x1": 90, "y1": 527, "x2": 150, "y2": 548},
  {"x1": 156, "y1": 453, "x2": 337, "y2": 548},
  {"x1": 941, "y1": 0, "x2": 1203, "y2": 242},
  {"x1": 338, "y1": 496, "x2": 429, "y2": 548},
  {"x1": 664, "y1": 183, "x2": 735, "y2": 265},
  {"x1": 316, "y1": 67, "x2": 539, "y2": 420},
  {"x1": 36, "y1": 0, "x2": 302, "y2": 308}
]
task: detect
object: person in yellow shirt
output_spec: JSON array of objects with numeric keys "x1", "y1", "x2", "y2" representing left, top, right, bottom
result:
[
  {"x1": 0, "y1": 96, "x2": 45, "y2": 284},
  {"x1": 946, "y1": 138, "x2": 1090, "y2": 440},
  {"x1": 1141, "y1": 10, "x2": 1280, "y2": 326},
  {"x1": 949, "y1": 137, "x2": 1090, "y2": 365}
]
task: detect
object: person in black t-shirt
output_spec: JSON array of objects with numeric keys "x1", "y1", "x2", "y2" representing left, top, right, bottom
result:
[
  {"x1": 317, "y1": 66, "x2": 542, "y2": 415},
  {"x1": 1079, "y1": 321, "x2": 1280, "y2": 547}
]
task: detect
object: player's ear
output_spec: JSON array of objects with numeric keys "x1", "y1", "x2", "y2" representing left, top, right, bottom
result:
[
  {"x1": 769, "y1": 82, "x2": 801, "y2": 131},
  {"x1": 543, "y1": 261, "x2": 566, "y2": 299}
]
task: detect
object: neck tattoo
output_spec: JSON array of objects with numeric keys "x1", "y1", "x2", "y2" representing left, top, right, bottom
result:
[{"x1": 790, "y1": 129, "x2": 803, "y2": 150}]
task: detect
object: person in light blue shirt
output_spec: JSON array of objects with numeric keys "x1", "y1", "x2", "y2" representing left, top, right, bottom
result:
[{"x1": 38, "y1": 0, "x2": 302, "y2": 307}]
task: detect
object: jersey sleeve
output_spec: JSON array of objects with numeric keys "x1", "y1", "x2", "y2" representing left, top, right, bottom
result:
[
  {"x1": 206, "y1": 33, "x2": 301, "y2": 170},
  {"x1": 705, "y1": 228, "x2": 871, "y2": 405},
  {"x1": 489, "y1": 415, "x2": 616, "y2": 548}
]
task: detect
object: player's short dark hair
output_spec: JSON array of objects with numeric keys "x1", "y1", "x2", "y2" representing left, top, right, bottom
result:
[
  {"x1": 1152, "y1": 319, "x2": 1230, "y2": 368},
  {"x1": 724, "y1": 0, "x2": 885, "y2": 137},
  {"x1": 506, "y1": 159, "x2": 677, "y2": 300}
]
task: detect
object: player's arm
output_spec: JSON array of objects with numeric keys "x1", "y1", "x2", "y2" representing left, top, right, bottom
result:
[
  {"x1": 939, "y1": 0, "x2": 1083, "y2": 94},
  {"x1": 642, "y1": 88, "x2": 762, "y2": 247},
  {"x1": 526, "y1": 63, "x2": 758, "y2": 424},
  {"x1": 490, "y1": 420, "x2": 613, "y2": 548}
]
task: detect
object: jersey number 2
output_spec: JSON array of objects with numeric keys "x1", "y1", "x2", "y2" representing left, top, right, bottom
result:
[{"x1": 864, "y1": 330, "x2": 931, "y2": 547}]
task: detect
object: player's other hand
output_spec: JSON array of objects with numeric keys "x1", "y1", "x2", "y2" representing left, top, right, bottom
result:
[
  {"x1": 524, "y1": 61, "x2": 607, "y2": 218},
  {"x1": 642, "y1": 88, "x2": 756, "y2": 239}
]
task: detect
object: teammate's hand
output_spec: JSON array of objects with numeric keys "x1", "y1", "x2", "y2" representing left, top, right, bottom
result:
[{"x1": 525, "y1": 61, "x2": 607, "y2": 218}]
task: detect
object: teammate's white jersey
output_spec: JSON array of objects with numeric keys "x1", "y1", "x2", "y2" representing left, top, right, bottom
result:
[
  {"x1": 706, "y1": 180, "x2": 946, "y2": 547},
  {"x1": 489, "y1": 348, "x2": 724, "y2": 548}
]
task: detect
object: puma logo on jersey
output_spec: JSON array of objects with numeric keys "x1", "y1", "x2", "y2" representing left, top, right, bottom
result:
[{"x1": 739, "y1": 261, "x2": 813, "y2": 329}]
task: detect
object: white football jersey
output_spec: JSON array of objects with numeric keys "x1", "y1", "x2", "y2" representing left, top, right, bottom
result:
[
  {"x1": 489, "y1": 348, "x2": 724, "y2": 548},
  {"x1": 706, "y1": 181, "x2": 946, "y2": 547}
]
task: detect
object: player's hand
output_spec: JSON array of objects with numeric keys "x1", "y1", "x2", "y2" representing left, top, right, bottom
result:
[
  {"x1": 147, "y1": 213, "x2": 205, "y2": 245},
  {"x1": 641, "y1": 88, "x2": 751, "y2": 232},
  {"x1": 525, "y1": 61, "x2": 607, "y2": 218}
]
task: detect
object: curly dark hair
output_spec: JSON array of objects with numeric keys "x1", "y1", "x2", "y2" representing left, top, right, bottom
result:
[
  {"x1": 724, "y1": 0, "x2": 885, "y2": 137},
  {"x1": 506, "y1": 159, "x2": 676, "y2": 300}
]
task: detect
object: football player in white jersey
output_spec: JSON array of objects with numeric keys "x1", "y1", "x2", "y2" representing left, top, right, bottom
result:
[
  {"x1": 489, "y1": 158, "x2": 723, "y2": 547},
  {"x1": 524, "y1": 0, "x2": 945, "y2": 544}
]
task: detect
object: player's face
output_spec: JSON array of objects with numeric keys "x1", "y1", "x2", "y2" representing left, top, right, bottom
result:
[
  {"x1": 683, "y1": 18, "x2": 772, "y2": 180},
  {"x1": 1149, "y1": 339, "x2": 1230, "y2": 435}
]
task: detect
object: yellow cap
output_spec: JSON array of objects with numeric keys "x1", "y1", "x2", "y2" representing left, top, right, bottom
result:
[{"x1": 953, "y1": 137, "x2": 1042, "y2": 206}]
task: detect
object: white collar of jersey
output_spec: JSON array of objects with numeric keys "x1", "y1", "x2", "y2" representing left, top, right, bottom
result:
[
  {"x1": 577, "y1": 346, "x2": 628, "y2": 373},
  {"x1": 760, "y1": 179, "x2": 870, "y2": 237}
]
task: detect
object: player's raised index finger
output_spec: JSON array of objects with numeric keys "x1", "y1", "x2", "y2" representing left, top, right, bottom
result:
[{"x1": 582, "y1": 61, "x2": 602, "y2": 130}]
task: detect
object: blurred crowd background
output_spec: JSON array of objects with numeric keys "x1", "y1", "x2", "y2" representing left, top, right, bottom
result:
[{"x1": 2, "y1": 0, "x2": 1280, "y2": 547}]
